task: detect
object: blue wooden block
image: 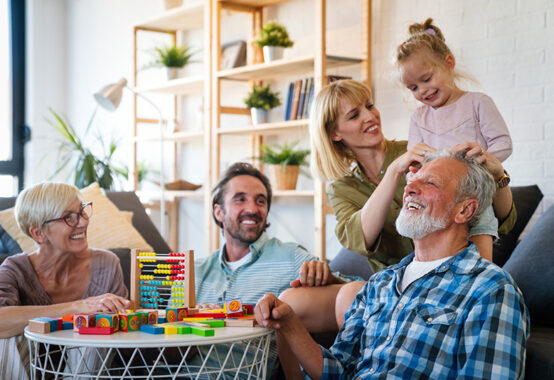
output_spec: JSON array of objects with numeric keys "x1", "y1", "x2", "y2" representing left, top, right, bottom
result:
[
  {"x1": 157, "y1": 316, "x2": 167, "y2": 324},
  {"x1": 62, "y1": 321, "x2": 73, "y2": 330},
  {"x1": 140, "y1": 324, "x2": 164, "y2": 334},
  {"x1": 35, "y1": 317, "x2": 58, "y2": 332}
]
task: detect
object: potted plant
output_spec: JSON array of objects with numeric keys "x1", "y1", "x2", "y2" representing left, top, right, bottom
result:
[
  {"x1": 47, "y1": 108, "x2": 127, "y2": 190},
  {"x1": 255, "y1": 21, "x2": 294, "y2": 62},
  {"x1": 152, "y1": 44, "x2": 195, "y2": 80},
  {"x1": 257, "y1": 141, "x2": 310, "y2": 190},
  {"x1": 244, "y1": 84, "x2": 281, "y2": 124}
]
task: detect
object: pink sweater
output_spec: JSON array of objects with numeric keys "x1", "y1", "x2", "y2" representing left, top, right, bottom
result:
[{"x1": 407, "y1": 92, "x2": 512, "y2": 162}]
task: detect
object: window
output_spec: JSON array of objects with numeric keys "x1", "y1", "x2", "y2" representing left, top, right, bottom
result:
[{"x1": 0, "y1": 0, "x2": 25, "y2": 196}]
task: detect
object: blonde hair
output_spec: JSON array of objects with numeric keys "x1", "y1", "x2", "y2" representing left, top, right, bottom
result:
[
  {"x1": 15, "y1": 182, "x2": 82, "y2": 238},
  {"x1": 309, "y1": 79, "x2": 373, "y2": 181},
  {"x1": 396, "y1": 18, "x2": 452, "y2": 65}
]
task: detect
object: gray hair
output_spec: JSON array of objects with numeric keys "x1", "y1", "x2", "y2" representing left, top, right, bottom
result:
[
  {"x1": 15, "y1": 182, "x2": 82, "y2": 238},
  {"x1": 423, "y1": 150, "x2": 496, "y2": 227}
]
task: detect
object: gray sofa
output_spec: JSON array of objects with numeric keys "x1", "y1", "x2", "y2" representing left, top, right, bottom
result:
[{"x1": 329, "y1": 185, "x2": 553, "y2": 380}]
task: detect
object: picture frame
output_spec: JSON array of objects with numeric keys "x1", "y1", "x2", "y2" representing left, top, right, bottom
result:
[{"x1": 220, "y1": 40, "x2": 247, "y2": 70}]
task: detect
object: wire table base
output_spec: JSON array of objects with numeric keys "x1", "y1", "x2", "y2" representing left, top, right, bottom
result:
[{"x1": 25, "y1": 327, "x2": 272, "y2": 380}]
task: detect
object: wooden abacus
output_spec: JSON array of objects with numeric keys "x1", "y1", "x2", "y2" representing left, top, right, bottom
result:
[{"x1": 130, "y1": 249, "x2": 195, "y2": 310}]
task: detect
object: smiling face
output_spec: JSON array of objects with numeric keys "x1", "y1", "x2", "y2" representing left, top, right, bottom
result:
[
  {"x1": 40, "y1": 197, "x2": 89, "y2": 254},
  {"x1": 331, "y1": 96, "x2": 384, "y2": 152},
  {"x1": 396, "y1": 158, "x2": 466, "y2": 239},
  {"x1": 214, "y1": 175, "x2": 269, "y2": 246},
  {"x1": 400, "y1": 52, "x2": 460, "y2": 109}
]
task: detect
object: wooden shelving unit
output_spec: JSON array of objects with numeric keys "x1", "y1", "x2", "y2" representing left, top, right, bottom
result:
[{"x1": 209, "y1": 0, "x2": 372, "y2": 259}]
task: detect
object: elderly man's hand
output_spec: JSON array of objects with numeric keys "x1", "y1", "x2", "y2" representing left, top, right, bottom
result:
[
  {"x1": 255, "y1": 293, "x2": 295, "y2": 330},
  {"x1": 451, "y1": 142, "x2": 505, "y2": 181},
  {"x1": 289, "y1": 260, "x2": 338, "y2": 288}
]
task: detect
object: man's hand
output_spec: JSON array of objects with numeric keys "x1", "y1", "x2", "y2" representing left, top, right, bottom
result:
[
  {"x1": 197, "y1": 303, "x2": 221, "y2": 310},
  {"x1": 290, "y1": 260, "x2": 339, "y2": 288},
  {"x1": 255, "y1": 293, "x2": 295, "y2": 330}
]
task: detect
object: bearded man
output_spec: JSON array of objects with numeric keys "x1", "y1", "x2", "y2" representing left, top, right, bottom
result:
[{"x1": 255, "y1": 151, "x2": 530, "y2": 380}]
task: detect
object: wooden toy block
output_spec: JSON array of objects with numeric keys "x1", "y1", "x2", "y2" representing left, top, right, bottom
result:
[
  {"x1": 166, "y1": 307, "x2": 187, "y2": 322},
  {"x1": 95, "y1": 314, "x2": 119, "y2": 331},
  {"x1": 73, "y1": 314, "x2": 95, "y2": 332},
  {"x1": 163, "y1": 325, "x2": 178, "y2": 334},
  {"x1": 199, "y1": 320, "x2": 225, "y2": 328},
  {"x1": 62, "y1": 313, "x2": 74, "y2": 323},
  {"x1": 187, "y1": 307, "x2": 199, "y2": 315},
  {"x1": 181, "y1": 321, "x2": 211, "y2": 328},
  {"x1": 242, "y1": 304, "x2": 254, "y2": 315},
  {"x1": 28, "y1": 319, "x2": 52, "y2": 334},
  {"x1": 119, "y1": 313, "x2": 141, "y2": 332},
  {"x1": 177, "y1": 326, "x2": 191, "y2": 334},
  {"x1": 62, "y1": 321, "x2": 73, "y2": 330},
  {"x1": 182, "y1": 317, "x2": 216, "y2": 322},
  {"x1": 136, "y1": 311, "x2": 148, "y2": 325},
  {"x1": 79, "y1": 327, "x2": 115, "y2": 335},
  {"x1": 193, "y1": 312, "x2": 227, "y2": 319},
  {"x1": 141, "y1": 324, "x2": 165, "y2": 334},
  {"x1": 224, "y1": 299, "x2": 243, "y2": 315},
  {"x1": 147, "y1": 310, "x2": 158, "y2": 325},
  {"x1": 191, "y1": 327, "x2": 214, "y2": 337},
  {"x1": 225, "y1": 318, "x2": 256, "y2": 327},
  {"x1": 158, "y1": 316, "x2": 167, "y2": 324}
]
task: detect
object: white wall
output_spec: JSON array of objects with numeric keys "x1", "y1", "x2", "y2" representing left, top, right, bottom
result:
[{"x1": 25, "y1": 0, "x2": 553, "y2": 258}]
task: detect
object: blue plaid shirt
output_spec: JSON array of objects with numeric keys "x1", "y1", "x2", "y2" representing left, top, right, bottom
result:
[{"x1": 320, "y1": 244, "x2": 530, "y2": 379}]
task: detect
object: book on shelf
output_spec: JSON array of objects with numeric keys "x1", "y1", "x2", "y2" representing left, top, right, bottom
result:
[
  {"x1": 289, "y1": 79, "x2": 303, "y2": 121},
  {"x1": 305, "y1": 79, "x2": 315, "y2": 119},
  {"x1": 284, "y1": 82, "x2": 294, "y2": 120},
  {"x1": 297, "y1": 78, "x2": 309, "y2": 120},
  {"x1": 301, "y1": 78, "x2": 313, "y2": 119}
]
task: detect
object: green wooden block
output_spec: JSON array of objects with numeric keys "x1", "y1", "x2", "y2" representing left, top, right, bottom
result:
[
  {"x1": 201, "y1": 320, "x2": 225, "y2": 328},
  {"x1": 177, "y1": 326, "x2": 191, "y2": 334},
  {"x1": 192, "y1": 327, "x2": 214, "y2": 337}
]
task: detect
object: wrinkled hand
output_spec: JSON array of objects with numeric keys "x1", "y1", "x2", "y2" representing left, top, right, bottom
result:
[
  {"x1": 389, "y1": 143, "x2": 435, "y2": 176},
  {"x1": 290, "y1": 260, "x2": 334, "y2": 288},
  {"x1": 255, "y1": 293, "x2": 294, "y2": 330},
  {"x1": 197, "y1": 303, "x2": 221, "y2": 310},
  {"x1": 79, "y1": 293, "x2": 130, "y2": 313},
  {"x1": 451, "y1": 142, "x2": 504, "y2": 181}
]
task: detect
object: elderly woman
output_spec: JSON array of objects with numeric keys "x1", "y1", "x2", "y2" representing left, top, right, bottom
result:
[{"x1": 0, "y1": 182, "x2": 129, "y2": 379}]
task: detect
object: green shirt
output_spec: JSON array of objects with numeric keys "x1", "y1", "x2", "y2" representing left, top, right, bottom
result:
[{"x1": 327, "y1": 139, "x2": 516, "y2": 274}]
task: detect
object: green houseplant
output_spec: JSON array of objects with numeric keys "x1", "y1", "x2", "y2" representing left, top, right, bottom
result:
[
  {"x1": 257, "y1": 141, "x2": 310, "y2": 190},
  {"x1": 152, "y1": 44, "x2": 195, "y2": 79},
  {"x1": 255, "y1": 21, "x2": 294, "y2": 62},
  {"x1": 47, "y1": 108, "x2": 127, "y2": 190},
  {"x1": 244, "y1": 84, "x2": 281, "y2": 124}
]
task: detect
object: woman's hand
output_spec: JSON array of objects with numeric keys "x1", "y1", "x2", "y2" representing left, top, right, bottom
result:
[
  {"x1": 388, "y1": 143, "x2": 435, "y2": 176},
  {"x1": 450, "y1": 142, "x2": 504, "y2": 181},
  {"x1": 78, "y1": 293, "x2": 130, "y2": 313}
]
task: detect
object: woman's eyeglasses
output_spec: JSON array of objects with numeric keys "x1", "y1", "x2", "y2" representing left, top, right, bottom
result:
[{"x1": 43, "y1": 202, "x2": 93, "y2": 227}]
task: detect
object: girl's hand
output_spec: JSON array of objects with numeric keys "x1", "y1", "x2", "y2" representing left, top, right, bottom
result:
[
  {"x1": 78, "y1": 293, "x2": 130, "y2": 313},
  {"x1": 451, "y1": 142, "x2": 504, "y2": 181},
  {"x1": 389, "y1": 143, "x2": 435, "y2": 176}
]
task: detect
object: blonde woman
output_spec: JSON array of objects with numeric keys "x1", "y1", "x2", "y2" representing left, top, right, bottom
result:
[{"x1": 0, "y1": 182, "x2": 129, "y2": 379}]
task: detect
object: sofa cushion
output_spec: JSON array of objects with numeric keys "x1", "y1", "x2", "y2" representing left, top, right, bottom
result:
[
  {"x1": 526, "y1": 327, "x2": 554, "y2": 380},
  {"x1": 106, "y1": 192, "x2": 170, "y2": 253},
  {"x1": 330, "y1": 247, "x2": 373, "y2": 281},
  {"x1": 503, "y1": 204, "x2": 554, "y2": 327},
  {"x1": 493, "y1": 185, "x2": 543, "y2": 267}
]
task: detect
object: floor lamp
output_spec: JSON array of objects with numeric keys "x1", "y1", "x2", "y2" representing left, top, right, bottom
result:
[{"x1": 93, "y1": 78, "x2": 167, "y2": 238}]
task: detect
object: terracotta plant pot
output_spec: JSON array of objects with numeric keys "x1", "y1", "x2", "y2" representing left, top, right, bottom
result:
[{"x1": 270, "y1": 164, "x2": 299, "y2": 190}]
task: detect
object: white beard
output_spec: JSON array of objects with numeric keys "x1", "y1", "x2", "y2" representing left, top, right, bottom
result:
[{"x1": 395, "y1": 206, "x2": 448, "y2": 239}]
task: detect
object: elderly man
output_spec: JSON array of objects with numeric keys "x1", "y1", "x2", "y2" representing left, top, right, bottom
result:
[{"x1": 256, "y1": 151, "x2": 530, "y2": 379}]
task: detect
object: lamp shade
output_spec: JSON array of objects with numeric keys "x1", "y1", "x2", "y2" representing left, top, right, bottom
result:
[{"x1": 93, "y1": 78, "x2": 128, "y2": 111}]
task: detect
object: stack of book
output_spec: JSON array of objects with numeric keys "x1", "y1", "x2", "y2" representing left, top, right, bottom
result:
[{"x1": 283, "y1": 75, "x2": 352, "y2": 121}]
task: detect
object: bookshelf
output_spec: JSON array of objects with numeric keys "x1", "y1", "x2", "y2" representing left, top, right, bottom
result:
[{"x1": 208, "y1": 0, "x2": 372, "y2": 260}]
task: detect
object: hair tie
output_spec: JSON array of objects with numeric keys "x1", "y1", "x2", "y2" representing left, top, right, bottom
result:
[{"x1": 424, "y1": 28, "x2": 436, "y2": 36}]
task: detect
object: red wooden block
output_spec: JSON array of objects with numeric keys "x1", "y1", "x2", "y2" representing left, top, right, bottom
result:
[
  {"x1": 78, "y1": 327, "x2": 115, "y2": 335},
  {"x1": 193, "y1": 312, "x2": 227, "y2": 319}
]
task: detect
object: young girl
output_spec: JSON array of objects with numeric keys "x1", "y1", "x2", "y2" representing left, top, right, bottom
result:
[{"x1": 396, "y1": 18, "x2": 513, "y2": 260}]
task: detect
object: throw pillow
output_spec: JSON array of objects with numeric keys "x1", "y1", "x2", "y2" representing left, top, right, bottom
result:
[{"x1": 0, "y1": 209, "x2": 35, "y2": 253}]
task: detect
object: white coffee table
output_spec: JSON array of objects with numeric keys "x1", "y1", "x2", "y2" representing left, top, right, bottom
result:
[{"x1": 24, "y1": 326, "x2": 272, "y2": 379}]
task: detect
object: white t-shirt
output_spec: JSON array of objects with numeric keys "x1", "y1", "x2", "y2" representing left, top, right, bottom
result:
[
  {"x1": 400, "y1": 256, "x2": 451, "y2": 292},
  {"x1": 224, "y1": 252, "x2": 252, "y2": 272}
]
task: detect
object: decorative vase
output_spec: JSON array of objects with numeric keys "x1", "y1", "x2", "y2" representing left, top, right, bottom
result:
[
  {"x1": 250, "y1": 108, "x2": 268, "y2": 125},
  {"x1": 262, "y1": 46, "x2": 285, "y2": 62},
  {"x1": 270, "y1": 164, "x2": 300, "y2": 190},
  {"x1": 166, "y1": 67, "x2": 180, "y2": 80}
]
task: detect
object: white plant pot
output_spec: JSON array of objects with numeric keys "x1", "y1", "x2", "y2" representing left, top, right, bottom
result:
[
  {"x1": 251, "y1": 108, "x2": 268, "y2": 125},
  {"x1": 166, "y1": 67, "x2": 180, "y2": 80},
  {"x1": 262, "y1": 46, "x2": 285, "y2": 62}
]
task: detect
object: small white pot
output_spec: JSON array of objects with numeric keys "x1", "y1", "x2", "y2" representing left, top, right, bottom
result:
[
  {"x1": 166, "y1": 67, "x2": 180, "y2": 80},
  {"x1": 251, "y1": 108, "x2": 268, "y2": 125},
  {"x1": 262, "y1": 46, "x2": 285, "y2": 63}
]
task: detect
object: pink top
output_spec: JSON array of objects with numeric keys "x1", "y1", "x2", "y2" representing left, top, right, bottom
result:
[{"x1": 407, "y1": 92, "x2": 512, "y2": 162}]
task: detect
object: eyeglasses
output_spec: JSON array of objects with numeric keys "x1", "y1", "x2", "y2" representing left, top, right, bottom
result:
[{"x1": 43, "y1": 202, "x2": 93, "y2": 227}]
